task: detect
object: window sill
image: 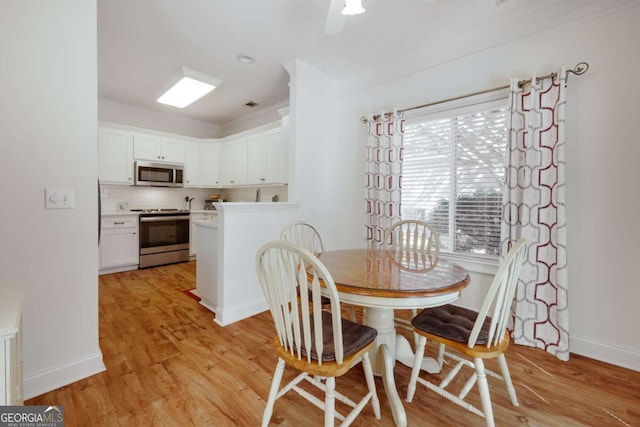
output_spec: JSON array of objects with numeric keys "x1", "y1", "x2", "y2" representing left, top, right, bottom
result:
[{"x1": 439, "y1": 253, "x2": 499, "y2": 275}]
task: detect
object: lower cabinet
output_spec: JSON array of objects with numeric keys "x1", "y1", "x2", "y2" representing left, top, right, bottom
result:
[{"x1": 99, "y1": 214, "x2": 139, "y2": 274}]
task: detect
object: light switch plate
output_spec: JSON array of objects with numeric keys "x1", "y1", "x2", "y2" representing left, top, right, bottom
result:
[{"x1": 45, "y1": 188, "x2": 75, "y2": 209}]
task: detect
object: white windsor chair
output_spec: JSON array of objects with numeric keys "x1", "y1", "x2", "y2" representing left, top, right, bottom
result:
[
  {"x1": 405, "y1": 238, "x2": 528, "y2": 427},
  {"x1": 256, "y1": 240, "x2": 381, "y2": 427},
  {"x1": 383, "y1": 219, "x2": 441, "y2": 332},
  {"x1": 280, "y1": 221, "x2": 357, "y2": 321}
]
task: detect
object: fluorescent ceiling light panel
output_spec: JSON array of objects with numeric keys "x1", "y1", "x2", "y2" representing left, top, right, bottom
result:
[
  {"x1": 342, "y1": 0, "x2": 365, "y2": 15},
  {"x1": 156, "y1": 67, "x2": 222, "y2": 108}
]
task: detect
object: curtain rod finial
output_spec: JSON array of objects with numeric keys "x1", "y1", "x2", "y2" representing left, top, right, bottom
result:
[{"x1": 570, "y1": 62, "x2": 589, "y2": 76}]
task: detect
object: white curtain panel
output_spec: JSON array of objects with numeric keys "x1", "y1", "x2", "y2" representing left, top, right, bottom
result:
[
  {"x1": 365, "y1": 111, "x2": 404, "y2": 248},
  {"x1": 501, "y1": 68, "x2": 570, "y2": 360}
]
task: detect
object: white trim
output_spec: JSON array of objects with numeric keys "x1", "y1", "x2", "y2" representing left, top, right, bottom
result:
[
  {"x1": 23, "y1": 352, "x2": 106, "y2": 400},
  {"x1": 98, "y1": 264, "x2": 138, "y2": 275},
  {"x1": 216, "y1": 201, "x2": 299, "y2": 214},
  {"x1": 403, "y1": 89, "x2": 510, "y2": 122},
  {"x1": 212, "y1": 300, "x2": 269, "y2": 327},
  {"x1": 440, "y1": 253, "x2": 499, "y2": 275},
  {"x1": 571, "y1": 335, "x2": 640, "y2": 372}
]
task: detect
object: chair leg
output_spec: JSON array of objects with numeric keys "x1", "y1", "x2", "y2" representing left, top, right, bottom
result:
[
  {"x1": 262, "y1": 358, "x2": 285, "y2": 427},
  {"x1": 324, "y1": 376, "x2": 336, "y2": 427},
  {"x1": 406, "y1": 335, "x2": 427, "y2": 403},
  {"x1": 436, "y1": 343, "x2": 445, "y2": 370},
  {"x1": 411, "y1": 309, "x2": 420, "y2": 348},
  {"x1": 497, "y1": 354, "x2": 519, "y2": 406},
  {"x1": 362, "y1": 352, "x2": 381, "y2": 419},
  {"x1": 348, "y1": 304, "x2": 357, "y2": 322},
  {"x1": 474, "y1": 358, "x2": 495, "y2": 427}
]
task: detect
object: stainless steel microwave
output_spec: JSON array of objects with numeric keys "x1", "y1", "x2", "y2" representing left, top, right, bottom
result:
[{"x1": 134, "y1": 161, "x2": 184, "y2": 187}]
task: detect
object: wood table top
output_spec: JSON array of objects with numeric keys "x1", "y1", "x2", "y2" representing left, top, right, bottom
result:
[{"x1": 319, "y1": 249, "x2": 470, "y2": 299}]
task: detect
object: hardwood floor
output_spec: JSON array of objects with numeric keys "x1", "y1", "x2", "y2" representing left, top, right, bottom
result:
[{"x1": 27, "y1": 261, "x2": 640, "y2": 426}]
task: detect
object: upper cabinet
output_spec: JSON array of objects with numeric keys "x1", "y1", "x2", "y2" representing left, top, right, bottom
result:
[
  {"x1": 98, "y1": 127, "x2": 134, "y2": 185},
  {"x1": 184, "y1": 141, "x2": 200, "y2": 187},
  {"x1": 247, "y1": 128, "x2": 283, "y2": 185},
  {"x1": 98, "y1": 119, "x2": 287, "y2": 189},
  {"x1": 133, "y1": 133, "x2": 185, "y2": 164},
  {"x1": 220, "y1": 127, "x2": 285, "y2": 187},
  {"x1": 199, "y1": 143, "x2": 221, "y2": 187},
  {"x1": 220, "y1": 137, "x2": 248, "y2": 186},
  {"x1": 185, "y1": 141, "x2": 221, "y2": 189}
]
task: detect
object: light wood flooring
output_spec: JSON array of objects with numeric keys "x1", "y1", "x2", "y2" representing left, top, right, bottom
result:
[{"x1": 27, "y1": 261, "x2": 640, "y2": 426}]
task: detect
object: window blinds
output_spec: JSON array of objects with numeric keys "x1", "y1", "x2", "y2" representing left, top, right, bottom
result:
[{"x1": 402, "y1": 101, "x2": 508, "y2": 257}]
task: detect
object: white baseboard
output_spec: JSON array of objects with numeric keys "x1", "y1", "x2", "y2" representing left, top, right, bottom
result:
[
  {"x1": 571, "y1": 335, "x2": 640, "y2": 372},
  {"x1": 98, "y1": 264, "x2": 138, "y2": 275},
  {"x1": 214, "y1": 299, "x2": 268, "y2": 327},
  {"x1": 23, "y1": 351, "x2": 106, "y2": 400}
]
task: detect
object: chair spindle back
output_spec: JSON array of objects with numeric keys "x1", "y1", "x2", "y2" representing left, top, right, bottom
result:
[
  {"x1": 256, "y1": 241, "x2": 344, "y2": 364},
  {"x1": 468, "y1": 238, "x2": 528, "y2": 348}
]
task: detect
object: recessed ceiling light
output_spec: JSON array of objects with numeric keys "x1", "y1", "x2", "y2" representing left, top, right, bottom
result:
[
  {"x1": 237, "y1": 55, "x2": 255, "y2": 64},
  {"x1": 156, "y1": 67, "x2": 222, "y2": 108}
]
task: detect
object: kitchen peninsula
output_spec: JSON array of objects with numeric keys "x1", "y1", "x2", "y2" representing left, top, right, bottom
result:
[{"x1": 194, "y1": 201, "x2": 299, "y2": 326}]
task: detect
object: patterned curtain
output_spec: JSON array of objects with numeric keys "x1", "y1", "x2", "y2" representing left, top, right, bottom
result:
[
  {"x1": 365, "y1": 111, "x2": 404, "y2": 248},
  {"x1": 501, "y1": 68, "x2": 570, "y2": 360}
]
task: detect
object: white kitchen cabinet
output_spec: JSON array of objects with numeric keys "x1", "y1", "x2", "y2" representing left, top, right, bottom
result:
[
  {"x1": 220, "y1": 137, "x2": 247, "y2": 186},
  {"x1": 133, "y1": 133, "x2": 185, "y2": 163},
  {"x1": 199, "y1": 143, "x2": 221, "y2": 187},
  {"x1": 248, "y1": 128, "x2": 283, "y2": 185},
  {"x1": 190, "y1": 211, "x2": 217, "y2": 257},
  {"x1": 98, "y1": 127, "x2": 134, "y2": 185},
  {"x1": 99, "y1": 214, "x2": 139, "y2": 273},
  {"x1": 185, "y1": 142, "x2": 221, "y2": 188},
  {"x1": 184, "y1": 141, "x2": 200, "y2": 187}
]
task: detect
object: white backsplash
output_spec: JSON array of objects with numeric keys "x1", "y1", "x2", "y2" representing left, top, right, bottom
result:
[
  {"x1": 100, "y1": 184, "x2": 288, "y2": 212},
  {"x1": 223, "y1": 186, "x2": 287, "y2": 203}
]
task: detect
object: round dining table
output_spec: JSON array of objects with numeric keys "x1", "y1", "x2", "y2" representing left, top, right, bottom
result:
[{"x1": 318, "y1": 248, "x2": 470, "y2": 427}]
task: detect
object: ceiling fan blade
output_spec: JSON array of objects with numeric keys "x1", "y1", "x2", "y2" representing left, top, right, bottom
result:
[{"x1": 324, "y1": 0, "x2": 346, "y2": 34}]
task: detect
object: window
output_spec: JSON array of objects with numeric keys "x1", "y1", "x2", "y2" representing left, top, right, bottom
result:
[{"x1": 402, "y1": 94, "x2": 509, "y2": 260}]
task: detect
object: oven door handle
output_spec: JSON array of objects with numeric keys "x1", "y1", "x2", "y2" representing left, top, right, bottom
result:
[{"x1": 140, "y1": 216, "x2": 190, "y2": 222}]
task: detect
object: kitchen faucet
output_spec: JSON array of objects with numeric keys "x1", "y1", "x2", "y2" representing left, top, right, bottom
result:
[
  {"x1": 185, "y1": 196, "x2": 195, "y2": 210},
  {"x1": 255, "y1": 188, "x2": 261, "y2": 202}
]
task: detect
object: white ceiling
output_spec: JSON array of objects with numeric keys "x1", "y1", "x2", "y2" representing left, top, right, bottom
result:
[{"x1": 97, "y1": 0, "x2": 609, "y2": 126}]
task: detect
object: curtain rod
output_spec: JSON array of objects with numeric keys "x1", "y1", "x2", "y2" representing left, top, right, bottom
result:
[{"x1": 361, "y1": 62, "x2": 589, "y2": 123}]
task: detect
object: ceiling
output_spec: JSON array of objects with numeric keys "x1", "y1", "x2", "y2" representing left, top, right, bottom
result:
[{"x1": 97, "y1": 0, "x2": 605, "y2": 126}]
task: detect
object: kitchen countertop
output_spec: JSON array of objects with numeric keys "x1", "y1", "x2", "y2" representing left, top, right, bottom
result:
[
  {"x1": 102, "y1": 204, "x2": 294, "y2": 216},
  {"x1": 190, "y1": 210, "x2": 218, "y2": 214},
  {"x1": 101, "y1": 210, "x2": 219, "y2": 216},
  {"x1": 101, "y1": 211, "x2": 140, "y2": 216}
]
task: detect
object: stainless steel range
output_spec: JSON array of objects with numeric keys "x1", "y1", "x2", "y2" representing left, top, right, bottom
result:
[{"x1": 132, "y1": 209, "x2": 190, "y2": 268}]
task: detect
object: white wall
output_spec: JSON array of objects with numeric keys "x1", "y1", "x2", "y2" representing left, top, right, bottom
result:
[
  {"x1": 0, "y1": 0, "x2": 105, "y2": 398},
  {"x1": 289, "y1": 4, "x2": 640, "y2": 369},
  {"x1": 284, "y1": 59, "x2": 363, "y2": 251}
]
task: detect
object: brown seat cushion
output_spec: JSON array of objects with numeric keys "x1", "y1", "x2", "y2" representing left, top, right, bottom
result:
[
  {"x1": 301, "y1": 311, "x2": 377, "y2": 362},
  {"x1": 411, "y1": 304, "x2": 492, "y2": 345}
]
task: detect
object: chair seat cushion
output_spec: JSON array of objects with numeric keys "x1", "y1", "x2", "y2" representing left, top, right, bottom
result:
[
  {"x1": 302, "y1": 311, "x2": 377, "y2": 362},
  {"x1": 411, "y1": 304, "x2": 492, "y2": 345}
]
